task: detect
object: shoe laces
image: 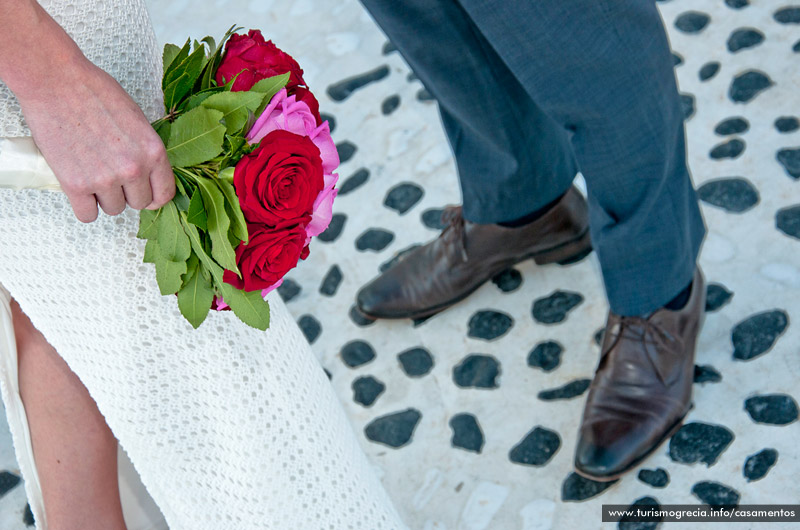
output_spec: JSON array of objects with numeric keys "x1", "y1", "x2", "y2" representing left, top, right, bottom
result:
[{"x1": 441, "y1": 206, "x2": 469, "y2": 262}]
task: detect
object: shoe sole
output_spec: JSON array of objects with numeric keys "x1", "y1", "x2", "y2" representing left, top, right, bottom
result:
[{"x1": 356, "y1": 230, "x2": 593, "y2": 321}]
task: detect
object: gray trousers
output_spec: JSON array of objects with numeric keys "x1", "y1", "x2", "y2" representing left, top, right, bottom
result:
[{"x1": 359, "y1": 0, "x2": 706, "y2": 316}]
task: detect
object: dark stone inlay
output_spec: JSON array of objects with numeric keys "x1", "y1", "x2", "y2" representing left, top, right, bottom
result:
[
  {"x1": 406, "y1": 72, "x2": 419, "y2": 82},
  {"x1": 691, "y1": 481, "x2": 740, "y2": 508},
  {"x1": 453, "y1": 354, "x2": 500, "y2": 389},
  {"x1": 714, "y1": 117, "x2": 749, "y2": 135},
  {"x1": 326, "y1": 65, "x2": 391, "y2": 102},
  {"x1": 382, "y1": 41, "x2": 397, "y2": 55},
  {"x1": 509, "y1": 426, "x2": 561, "y2": 466},
  {"x1": 705, "y1": 283, "x2": 733, "y2": 312},
  {"x1": 421, "y1": 208, "x2": 447, "y2": 230},
  {"x1": 668, "y1": 422, "x2": 734, "y2": 466},
  {"x1": 277, "y1": 278, "x2": 301, "y2": 303},
  {"x1": 0, "y1": 471, "x2": 21, "y2": 498},
  {"x1": 416, "y1": 88, "x2": 435, "y2": 102},
  {"x1": 637, "y1": 468, "x2": 670, "y2": 488},
  {"x1": 694, "y1": 364, "x2": 722, "y2": 384},
  {"x1": 412, "y1": 315, "x2": 432, "y2": 328},
  {"x1": 776, "y1": 148, "x2": 800, "y2": 179},
  {"x1": 729, "y1": 70, "x2": 774, "y2": 103},
  {"x1": 297, "y1": 314, "x2": 321, "y2": 344},
  {"x1": 336, "y1": 140, "x2": 357, "y2": 164},
  {"x1": 527, "y1": 341, "x2": 563, "y2": 372},
  {"x1": 594, "y1": 327, "x2": 605, "y2": 346},
  {"x1": 449, "y1": 413, "x2": 485, "y2": 453},
  {"x1": 795, "y1": 39, "x2": 800, "y2": 52},
  {"x1": 744, "y1": 448, "x2": 778, "y2": 482},
  {"x1": 619, "y1": 496, "x2": 662, "y2": 530},
  {"x1": 727, "y1": 28, "x2": 765, "y2": 53},
  {"x1": 725, "y1": 0, "x2": 749, "y2": 8},
  {"x1": 468, "y1": 310, "x2": 514, "y2": 341},
  {"x1": 774, "y1": 6, "x2": 800, "y2": 24},
  {"x1": 744, "y1": 394, "x2": 799, "y2": 425},
  {"x1": 384, "y1": 182, "x2": 424, "y2": 214},
  {"x1": 349, "y1": 305, "x2": 376, "y2": 327},
  {"x1": 538, "y1": 379, "x2": 591, "y2": 401},
  {"x1": 364, "y1": 408, "x2": 421, "y2": 448},
  {"x1": 777, "y1": 205, "x2": 800, "y2": 239},
  {"x1": 709, "y1": 138, "x2": 745, "y2": 160},
  {"x1": 23, "y1": 503, "x2": 34, "y2": 527},
  {"x1": 491, "y1": 268, "x2": 523, "y2": 293},
  {"x1": 775, "y1": 116, "x2": 799, "y2": 133},
  {"x1": 379, "y1": 244, "x2": 420, "y2": 273},
  {"x1": 674, "y1": 11, "x2": 711, "y2": 34},
  {"x1": 699, "y1": 62, "x2": 720, "y2": 81},
  {"x1": 381, "y1": 94, "x2": 401, "y2": 115},
  {"x1": 352, "y1": 376, "x2": 386, "y2": 407},
  {"x1": 398, "y1": 347, "x2": 434, "y2": 377},
  {"x1": 338, "y1": 168, "x2": 370, "y2": 196},
  {"x1": 732, "y1": 310, "x2": 789, "y2": 361},
  {"x1": 320, "y1": 113, "x2": 336, "y2": 133},
  {"x1": 318, "y1": 213, "x2": 346, "y2": 243},
  {"x1": 340, "y1": 340, "x2": 376, "y2": 368},
  {"x1": 681, "y1": 93, "x2": 696, "y2": 120},
  {"x1": 532, "y1": 291, "x2": 584, "y2": 324},
  {"x1": 319, "y1": 265, "x2": 343, "y2": 297},
  {"x1": 562, "y1": 472, "x2": 618, "y2": 502},
  {"x1": 697, "y1": 177, "x2": 758, "y2": 213},
  {"x1": 324, "y1": 368, "x2": 332, "y2": 380},
  {"x1": 356, "y1": 228, "x2": 395, "y2": 252},
  {"x1": 672, "y1": 52, "x2": 683, "y2": 66}
]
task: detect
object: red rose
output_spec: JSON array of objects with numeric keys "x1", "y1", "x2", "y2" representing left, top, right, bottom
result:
[
  {"x1": 223, "y1": 223, "x2": 310, "y2": 292},
  {"x1": 234, "y1": 129, "x2": 324, "y2": 227},
  {"x1": 291, "y1": 86, "x2": 323, "y2": 126},
  {"x1": 216, "y1": 30, "x2": 306, "y2": 92}
]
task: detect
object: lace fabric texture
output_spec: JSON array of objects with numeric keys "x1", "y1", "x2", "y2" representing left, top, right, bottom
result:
[{"x1": 0, "y1": 0, "x2": 164, "y2": 136}]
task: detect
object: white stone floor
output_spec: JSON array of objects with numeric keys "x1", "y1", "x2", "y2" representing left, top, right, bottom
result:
[{"x1": 2, "y1": 0, "x2": 799, "y2": 528}]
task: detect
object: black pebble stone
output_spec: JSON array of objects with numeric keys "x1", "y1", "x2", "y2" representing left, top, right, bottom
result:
[
  {"x1": 338, "y1": 168, "x2": 370, "y2": 196},
  {"x1": 694, "y1": 364, "x2": 723, "y2": 384},
  {"x1": 509, "y1": 426, "x2": 561, "y2": 466},
  {"x1": 594, "y1": 327, "x2": 605, "y2": 346},
  {"x1": 672, "y1": 52, "x2": 683, "y2": 66},
  {"x1": 23, "y1": 503, "x2": 34, "y2": 527},
  {"x1": 384, "y1": 182, "x2": 424, "y2": 214},
  {"x1": 297, "y1": 314, "x2": 321, "y2": 344},
  {"x1": 775, "y1": 116, "x2": 799, "y2": 133},
  {"x1": 732, "y1": 309, "x2": 788, "y2": 361},
  {"x1": 538, "y1": 379, "x2": 591, "y2": 401},
  {"x1": 379, "y1": 244, "x2": 420, "y2": 273},
  {"x1": 453, "y1": 354, "x2": 501, "y2": 389},
  {"x1": 744, "y1": 394, "x2": 799, "y2": 425},
  {"x1": 562, "y1": 472, "x2": 618, "y2": 502},
  {"x1": 349, "y1": 305, "x2": 376, "y2": 327},
  {"x1": 777, "y1": 205, "x2": 800, "y2": 239},
  {"x1": 706, "y1": 283, "x2": 734, "y2": 312},
  {"x1": 398, "y1": 347, "x2": 434, "y2": 377},
  {"x1": 340, "y1": 340, "x2": 376, "y2": 368},
  {"x1": 277, "y1": 278, "x2": 301, "y2": 303},
  {"x1": 449, "y1": 413, "x2": 485, "y2": 453},
  {"x1": 774, "y1": 6, "x2": 800, "y2": 24},
  {"x1": 421, "y1": 208, "x2": 447, "y2": 230},
  {"x1": 532, "y1": 291, "x2": 584, "y2": 324},
  {"x1": 0, "y1": 471, "x2": 21, "y2": 498},
  {"x1": 709, "y1": 138, "x2": 745, "y2": 160},
  {"x1": 674, "y1": 11, "x2": 711, "y2": 33},
  {"x1": 319, "y1": 265, "x2": 343, "y2": 296},
  {"x1": 491, "y1": 268, "x2": 523, "y2": 293},
  {"x1": 727, "y1": 28, "x2": 765, "y2": 53},
  {"x1": 697, "y1": 177, "x2": 759, "y2": 213},
  {"x1": 668, "y1": 422, "x2": 734, "y2": 466},
  {"x1": 776, "y1": 148, "x2": 800, "y2": 179},
  {"x1": 729, "y1": 70, "x2": 774, "y2": 103},
  {"x1": 527, "y1": 341, "x2": 563, "y2": 372},
  {"x1": 725, "y1": 0, "x2": 749, "y2": 8},
  {"x1": 681, "y1": 93, "x2": 695, "y2": 120},
  {"x1": 467, "y1": 310, "x2": 514, "y2": 341},
  {"x1": 619, "y1": 497, "x2": 662, "y2": 530},
  {"x1": 381, "y1": 94, "x2": 401, "y2": 115},
  {"x1": 691, "y1": 481, "x2": 740, "y2": 507},
  {"x1": 320, "y1": 113, "x2": 336, "y2": 133},
  {"x1": 699, "y1": 62, "x2": 720, "y2": 81},
  {"x1": 382, "y1": 41, "x2": 397, "y2": 55},
  {"x1": 356, "y1": 228, "x2": 395, "y2": 252},
  {"x1": 744, "y1": 448, "x2": 778, "y2": 482},
  {"x1": 364, "y1": 408, "x2": 422, "y2": 448},
  {"x1": 417, "y1": 88, "x2": 435, "y2": 102},
  {"x1": 318, "y1": 213, "x2": 346, "y2": 243},
  {"x1": 336, "y1": 141, "x2": 357, "y2": 164},
  {"x1": 714, "y1": 117, "x2": 749, "y2": 135},
  {"x1": 638, "y1": 468, "x2": 670, "y2": 488},
  {"x1": 352, "y1": 376, "x2": 386, "y2": 407},
  {"x1": 326, "y1": 65, "x2": 391, "y2": 102}
]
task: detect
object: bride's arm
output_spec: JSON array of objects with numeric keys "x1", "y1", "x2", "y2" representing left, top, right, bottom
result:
[{"x1": 0, "y1": 0, "x2": 174, "y2": 223}]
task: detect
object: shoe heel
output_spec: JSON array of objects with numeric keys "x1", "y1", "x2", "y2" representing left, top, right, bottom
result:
[{"x1": 532, "y1": 231, "x2": 593, "y2": 266}]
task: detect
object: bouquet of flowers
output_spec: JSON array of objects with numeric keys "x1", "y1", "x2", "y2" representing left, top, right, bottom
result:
[{"x1": 139, "y1": 27, "x2": 338, "y2": 330}]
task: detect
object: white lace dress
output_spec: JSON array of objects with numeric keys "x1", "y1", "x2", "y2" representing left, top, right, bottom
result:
[{"x1": 0, "y1": 2, "x2": 405, "y2": 529}]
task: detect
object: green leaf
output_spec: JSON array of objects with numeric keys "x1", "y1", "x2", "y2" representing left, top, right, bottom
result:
[
  {"x1": 251, "y1": 73, "x2": 291, "y2": 116},
  {"x1": 181, "y1": 214, "x2": 225, "y2": 285},
  {"x1": 163, "y1": 39, "x2": 190, "y2": 90},
  {"x1": 177, "y1": 262, "x2": 215, "y2": 329},
  {"x1": 195, "y1": 176, "x2": 238, "y2": 273},
  {"x1": 154, "y1": 120, "x2": 171, "y2": 147},
  {"x1": 164, "y1": 42, "x2": 205, "y2": 91},
  {"x1": 163, "y1": 72, "x2": 194, "y2": 111},
  {"x1": 138, "y1": 208, "x2": 161, "y2": 239},
  {"x1": 155, "y1": 255, "x2": 187, "y2": 295},
  {"x1": 219, "y1": 284, "x2": 270, "y2": 331},
  {"x1": 216, "y1": 177, "x2": 248, "y2": 243},
  {"x1": 201, "y1": 91, "x2": 267, "y2": 134},
  {"x1": 186, "y1": 189, "x2": 208, "y2": 230},
  {"x1": 166, "y1": 107, "x2": 226, "y2": 168},
  {"x1": 158, "y1": 202, "x2": 192, "y2": 262},
  {"x1": 201, "y1": 36, "x2": 217, "y2": 55},
  {"x1": 182, "y1": 254, "x2": 200, "y2": 285},
  {"x1": 143, "y1": 238, "x2": 160, "y2": 264},
  {"x1": 182, "y1": 87, "x2": 223, "y2": 112},
  {"x1": 173, "y1": 190, "x2": 191, "y2": 212},
  {"x1": 162, "y1": 43, "x2": 182, "y2": 74}
]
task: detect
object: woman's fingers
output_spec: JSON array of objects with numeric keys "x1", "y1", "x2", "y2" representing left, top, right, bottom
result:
[
  {"x1": 146, "y1": 156, "x2": 176, "y2": 210},
  {"x1": 95, "y1": 185, "x2": 127, "y2": 217},
  {"x1": 67, "y1": 193, "x2": 99, "y2": 224}
]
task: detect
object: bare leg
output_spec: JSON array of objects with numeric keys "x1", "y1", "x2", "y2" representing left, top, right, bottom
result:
[{"x1": 11, "y1": 297, "x2": 126, "y2": 530}]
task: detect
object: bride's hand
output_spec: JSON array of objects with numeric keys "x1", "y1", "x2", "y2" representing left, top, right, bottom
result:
[{"x1": 0, "y1": 0, "x2": 175, "y2": 223}]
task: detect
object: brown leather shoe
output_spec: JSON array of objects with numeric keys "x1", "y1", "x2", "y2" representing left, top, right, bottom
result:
[
  {"x1": 574, "y1": 267, "x2": 706, "y2": 481},
  {"x1": 356, "y1": 186, "x2": 592, "y2": 319}
]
